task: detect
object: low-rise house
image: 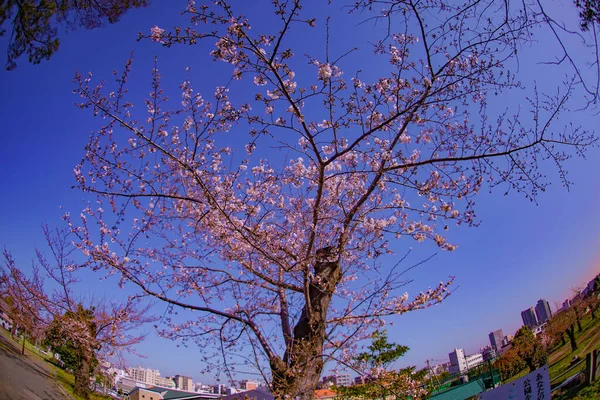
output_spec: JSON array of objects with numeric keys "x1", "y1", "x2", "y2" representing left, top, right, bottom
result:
[
  {"x1": 314, "y1": 389, "x2": 337, "y2": 399},
  {"x1": 0, "y1": 300, "x2": 13, "y2": 331},
  {"x1": 127, "y1": 386, "x2": 220, "y2": 400},
  {"x1": 221, "y1": 387, "x2": 273, "y2": 400}
]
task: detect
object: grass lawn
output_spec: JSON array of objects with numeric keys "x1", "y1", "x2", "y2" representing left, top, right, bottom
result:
[
  {"x1": 499, "y1": 312, "x2": 600, "y2": 390},
  {"x1": 548, "y1": 313, "x2": 600, "y2": 383},
  {"x1": 0, "y1": 328, "x2": 113, "y2": 400}
]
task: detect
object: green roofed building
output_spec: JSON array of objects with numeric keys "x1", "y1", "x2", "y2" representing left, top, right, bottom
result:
[{"x1": 127, "y1": 386, "x2": 221, "y2": 400}]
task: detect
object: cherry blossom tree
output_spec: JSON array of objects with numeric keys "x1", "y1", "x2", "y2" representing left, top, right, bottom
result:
[
  {"x1": 0, "y1": 252, "x2": 45, "y2": 355},
  {"x1": 70, "y1": 1, "x2": 597, "y2": 398},
  {"x1": 0, "y1": 225, "x2": 149, "y2": 399}
]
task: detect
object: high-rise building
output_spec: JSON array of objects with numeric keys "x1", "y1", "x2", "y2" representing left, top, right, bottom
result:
[
  {"x1": 448, "y1": 348, "x2": 467, "y2": 374},
  {"x1": 488, "y1": 329, "x2": 504, "y2": 350},
  {"x1": 173, "y1": 375, "x2": 193, "y2": 391},
  {"x1": 521, "y1": 307, "x2": 538, "y2": 329},
  {"x1": 535, "y1": 299, "x2": 552, "y2": 324}
]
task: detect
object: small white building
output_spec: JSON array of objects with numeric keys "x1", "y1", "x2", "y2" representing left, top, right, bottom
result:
[
  {"x1": 449, "y1": 348, "x2": 467, "y2": 374},
  {"x1": 0, "y1": 301, "x2": 13, "y2": 331},
  {"x1": 449, "y1": 349, "x2": 484, "y2": 374},
  {"x1": 465, "y1": 353, "x2": 484, "y2": 369}
]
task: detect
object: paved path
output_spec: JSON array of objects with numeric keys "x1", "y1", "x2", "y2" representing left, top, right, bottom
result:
[{"x1": 0, "y1": 331, "x2": 67, "y2": 400}]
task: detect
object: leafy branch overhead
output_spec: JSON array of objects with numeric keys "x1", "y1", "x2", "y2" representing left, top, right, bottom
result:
[{"x1": 0, "y1": 0, "x2": 148, "y2": 70}]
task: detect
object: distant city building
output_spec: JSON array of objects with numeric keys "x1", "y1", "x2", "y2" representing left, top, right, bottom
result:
[
  {"x1": 465, "y1": 353, "x2": 484, "y2": 369},
  {"x1": 194, "y1": 383, "x2": 212, "y2": 393},
  {"x1": 533, "y1": 323, "x2": 546, "y2": 337},
  {"x1": 335, "y1": 374, "x2": 351, "y2": 387},
  {"x1": 535, "y1": 299, "x2": 552, "y2": 324},
  {"x1": 128, "y1": 366, "x2": 162, "y2": 386},
  {"x1": 221, "y1": 387, "x2": 272, "y2": 400},
  {"x1": 353, "y1": 376, "x2": 365, "y2": 386},
  {"x1": 240, "y1": 380, "x2": 259, "y2": 391},
  {"x1": 482, "y1": 347, "x2": 496, "y2": 362},
  {"x1": 128, "y1": 386, "x2": 220, "y2": 400},
  {"x1": 430, "y1": 362, "x2": 450, "y2": 376},
  {"x1": 212, "y1": 386, "x2": 240, "y2": 396},
  {"x1": 322, "y1": 374, "x2": 351, "y2": 387},
  {"x1": 497, "y1": 343, "x2": 513, "y2": 357},
  {"x1": 0, "y1": 300, "x2": 13, "y2": 331},
  {"x1": 488, "y1": 329, "x2": 503, "y2": 350},
  {"x1": 156, "y1": 376, "x2": 176, "y2": 388},
  {"x1": 173, "y1": 375, "x2": 193, "y2": 391},
  {"x1": 211, "y1": 384, "x2": 228, "y2": 395},
  {"x1": 106, "y1": 367, "x2": 128, "y2": 387},
  {"x1": 449, "y1": 348, "x2": 467, "y2": 374},
  {"x1": 521, "y1": 307, "x2": 538, "y2": 329},
  {"x1": 562, "y1": 299, "x2": 571, "y2": 311},
  {"x1": 117, "y1": 376, "x2": 149, "y2": 394}
]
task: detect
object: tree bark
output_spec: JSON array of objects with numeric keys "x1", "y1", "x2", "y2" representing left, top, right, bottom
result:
[
  {"x1": 526, "y1": 358, "x2": 535, "y2": 373},
  {"x1": 566, "y1": 325, "x2": 578, "y2": 352},
  {"x1": 74, "y1": 355, "x2": 91, "y2": 400},
  {"x1": 270, "y1": 251, "x2": 341, "y2": 400}
]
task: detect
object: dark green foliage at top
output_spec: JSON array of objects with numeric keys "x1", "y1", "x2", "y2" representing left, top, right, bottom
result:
[
  {"x1": 576, "y1": 0, "x2": 600, "y2": 31},
  {"x1": 0, "y1": 0, "x2": 148, "y2": 70},
  {"x1": 512, "y1": 326, "x2": 547, "y2": 372},
  {"x1": 336, "y1": 331, "x2": 426, "y2": 400},
  {"x1": 44, "y1": 304, "x2": 98, "y2": 373},
  {"x1": 354, "y1": 330, "x2": 409, "y2": 369}
]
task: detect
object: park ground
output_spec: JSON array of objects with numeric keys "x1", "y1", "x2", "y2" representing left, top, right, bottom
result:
[
  {"x1": 503, "y1": 310, "x2": 600, "y2": 399},
  {"x1": 0, "y1": 328, "x2": 113, "y2": 400}
]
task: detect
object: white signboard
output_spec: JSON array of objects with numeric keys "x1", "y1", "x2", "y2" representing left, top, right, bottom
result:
[{"x1": 478, "y1": 365, "x2": 550, "y2": 400}]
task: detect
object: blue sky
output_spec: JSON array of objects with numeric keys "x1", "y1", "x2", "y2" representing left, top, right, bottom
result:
[{"x1": 1, "y1": 0, "x2": 599, "y2": 385}]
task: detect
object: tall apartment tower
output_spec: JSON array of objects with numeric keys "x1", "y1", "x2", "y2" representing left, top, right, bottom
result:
[
  {"x1": 535, "y1": 299, "x2": 552, "y2": 324},
  {"x1": 488, "y1": 329, "x2": 504, "y2": 350},
  {"x1": 521, "y1": 307, "x2": 538, "y2": 329}
]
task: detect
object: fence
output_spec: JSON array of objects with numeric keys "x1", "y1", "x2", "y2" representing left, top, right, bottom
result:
[
  {"x1": 549, "y1": 347, "x2": 600, "y2": 396},
  {"x1": 428, "y1": 360, "x2": 501, "y2": 399}
]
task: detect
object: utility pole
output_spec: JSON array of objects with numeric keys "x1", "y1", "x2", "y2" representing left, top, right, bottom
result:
[{"x1": 426, "y1": 359, "x2": 441, "y2": 389}]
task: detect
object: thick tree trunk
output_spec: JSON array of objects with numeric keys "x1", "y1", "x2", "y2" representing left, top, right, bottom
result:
[
  {"x1": 566, "y1": 325, "x2": 577, "y2": 352},
  {"x1": 74, "y1": 356, "x2": 91, "y2": 400},
  {"x1": 271, "y1": 250, "x2": 341, "y2": 400}
]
